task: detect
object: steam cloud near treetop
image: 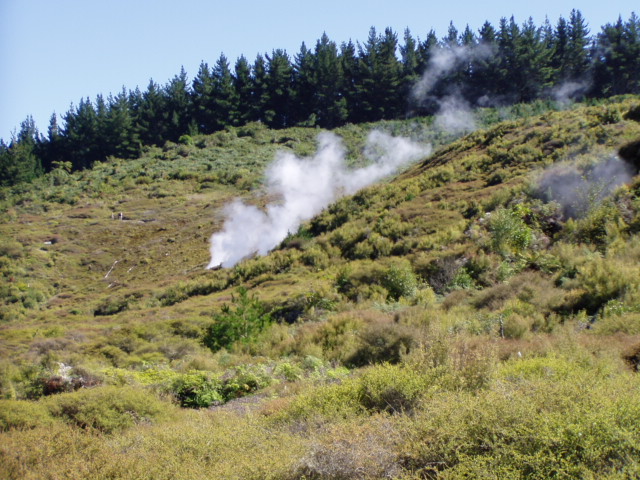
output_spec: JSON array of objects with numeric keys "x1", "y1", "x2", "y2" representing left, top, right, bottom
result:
[{"x1": 207, "y1": 131, "x2": 430, "y2": 268}]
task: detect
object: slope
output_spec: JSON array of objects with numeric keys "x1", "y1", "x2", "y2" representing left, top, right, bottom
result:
[{"x1": 1, "y1": 97, "x2": 640, "y2": 478}]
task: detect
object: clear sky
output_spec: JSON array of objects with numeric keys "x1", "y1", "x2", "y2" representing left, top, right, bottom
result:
[{"x1": 1, "y1": 0, "x2": 637, "y2": 141}]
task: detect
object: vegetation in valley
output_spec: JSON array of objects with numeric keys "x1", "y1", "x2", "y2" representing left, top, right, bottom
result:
[
  {"x1": 2, "y1": 8, "x2": 640, "y2": 473},
  {"x1": 0, "y1": 94, "x2": 639, "y2": 478}
]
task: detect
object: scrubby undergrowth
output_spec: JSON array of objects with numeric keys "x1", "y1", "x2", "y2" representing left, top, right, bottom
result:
[{"x1": 2, "y1": 97, "x2": 640, "y2": 478}]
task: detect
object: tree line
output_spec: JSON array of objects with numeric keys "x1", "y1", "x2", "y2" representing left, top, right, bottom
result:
[{"x1": 1, "y1": 10, "x2": 639, "y2": 186}]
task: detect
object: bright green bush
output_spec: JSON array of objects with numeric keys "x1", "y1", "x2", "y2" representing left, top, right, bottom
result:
[
  {"x1": 382, "y1": 261, "x2": 418, "y2": 300},
  {"x1": 171, "y1": 372, "x2": 223, "y2": 408},
  {"x1": 487, "y1": 207, "x2": 534, "y2": 257}
]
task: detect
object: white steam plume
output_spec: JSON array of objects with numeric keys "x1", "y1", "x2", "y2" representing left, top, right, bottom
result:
[
  {"x1": 208, "y1": 131, "x2": 430, "y2": 268},
  {"x1": 412, "y1": 44, "x2": 494, "y2": 134},
  {"x1": 433, "y1": 95, "x2": 476, "y2": 134},
  {"x1": 551, "y1": 80, "x2": 590, "y2": 107}
]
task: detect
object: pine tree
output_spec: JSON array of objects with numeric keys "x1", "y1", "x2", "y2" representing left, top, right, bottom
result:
[
  {"x1": 264, "y1": 49, "x2": 293, "y2": 128},
  {"x1": 618, "y1": 13, "x2": 640, "y2": 94},
  {"x1": 445, "y1": 22, "x2": 460, "y2": 47},
  {"x1": 567, "y1": 10, "x2": 591, "y2": 80},
  {"x1": 515, "y1": 18, "x2": 553, "y2": 101},
  {"x1": 250, "y1": 54, "x2": 269, "y2": 122},
  {"x1": 340, "y1": 40, "x2": 360, "y2": 122},
  {"x1": 94, "y1": 94, "x2": 110, "y2": 159},
  {"x1": 471, "y1": 21, "x2": 500, "y2": 102},
  {"x1": 356, "y1": 27, "x2": 402, "y2": 121},
  {"x1": 377, "y1": 28, "x2": 403, "y2": 118},
  {"x1": 313, "y1": 33, "x2": 347, "y2": 128},
  {"x1": 0, "y1": 140, "x2": 11, "y2": 186},
  {"x1": 551, "y1": 16, "x2": 571, "y2": 82},
  {"x1": 593, "y1": 17, "x2": 626, "y2": 96},
  {"x1": 138, "y1": 79, "x2": 168, "y2": 146},
  {"x1": 291, "y1": 42, "x2": 316, "y2": 125},
  {"x1": 164, "y1": 67, "x2": 192, "y2": 140},
  {"x1": 192, "y1": 61, "x2": 215, "y2": 133},
  {"x1": 417, "y1": 30, "x2": 438, "y2": 73},
  {"x1": 400, "y1": 28, "x2": 419, "y2": 80},
  {"x1": 63, "y1": 98, "x2": 99, "y2": 170},
  {"x1": 356, "y1": 27, "x2": 382, "y2": 122},
  {"x1": 0, "y1": 117, "x2": 44, "y2": 185},
  {"x1": 233, "y1": 55, "x2": 253, "y2": 125},
  {"x1": 106, "y1": 88, "x2": 140, "y2": 158},
  {"x1": 211, "y1": 53, "x2": 239, "y2": 130},
  {"x1": 41, "y1": 113, "x2": 63, "y2": 172}
]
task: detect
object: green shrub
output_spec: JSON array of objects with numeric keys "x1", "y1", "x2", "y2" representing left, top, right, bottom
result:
[
  {"x1": 274, "y1": 362, "x2": 303, "y2": 381},
  {"x1": 357, "y1": 364, "x2": 434, "y2": 414},
  {"x1": 382, "y1": 262, "x2": 418, "y2": 300},
  {"x1": 0, "y1": 399, "x2": 55, "y2": 431},
  {"x1": 566, "y1": 256, "x2": 640, "y2": 314},
  {"x1": 347, "y1": 322, "x2": 415, "y2": 367},
  {"x1": 171, "y1": 372, "x2": 223, "y2": 408},
  {"x1": 221, "y1": 365, "x2": 272, "y2": 400},
  {"x1": 45, "y1": 386, "x2": 168, "y2": 433},
  {"x1": 0, "y1": 239, "x2": 23, "y2": 259},
  {"x1": 93, "y1": 296, "x2": 130, "y2": 316},
  {"x1": 203, "y1": 287, "x2": 272, "y2": 352},
  {"x1": 487, "y1": 207, "x2": 533, "y2": 257}
]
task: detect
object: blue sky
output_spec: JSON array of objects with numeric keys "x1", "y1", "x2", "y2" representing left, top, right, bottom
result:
[{"x1": 1, "y1": 0, "x2": 637, "y2": 141}]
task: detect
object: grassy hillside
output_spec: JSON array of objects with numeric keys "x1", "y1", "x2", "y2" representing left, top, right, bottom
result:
[{"x1": 1, "y1": 97, "x2": 640, "y2": 479}]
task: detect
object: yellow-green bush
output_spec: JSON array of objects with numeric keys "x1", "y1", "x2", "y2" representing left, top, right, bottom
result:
[
  {"x1": 45, "y1": 385, "x2": 170, "y2": 433},
  {"x1": 0, "y1": 399, "x2": 55, "y2": 431}
]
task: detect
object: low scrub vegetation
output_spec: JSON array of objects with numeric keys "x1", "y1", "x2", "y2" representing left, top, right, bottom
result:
[{"x1": 2, "y1": 97, "x2": 640, "y2": 478}]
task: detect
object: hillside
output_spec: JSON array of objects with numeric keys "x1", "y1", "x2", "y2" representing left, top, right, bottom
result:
[{"x1": 1, "y1": 97, "x2": 640, "y2": 479}]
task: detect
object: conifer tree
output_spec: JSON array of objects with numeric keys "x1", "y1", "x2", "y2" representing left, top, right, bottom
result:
[
  {"x1": 593, "y1": 13, "x2": 640, "y2": 96},
  {"x1": 0, "y1": 117, "x2": 43, "y2": 185},
  {"x1": 313, "y1": 33, "x2": 347, "y2": 127},
  {"x1": 357, "y1": 27, "x2": 403, "y2": 121},
  {"x1": 515, "y1": 18, "x2": 553, "y2": 101},
  {"x1": 164, "y1": 67, "x2": 192, "y2": 140},
  {"x1": 356, "y1": 27, "x2": 382, "y2": 122},
  {"x1": 106, "y1": 89, "x2": 140, "y2": 158},
  {"x1": 291, "y1": 42, "x2": 316, "y2": 125},
  {"x1": 63, "y1": 98, "x2": 99, "y2": 170},
  {"x1": 377, "y1": 28, "x2": 403, "y2": 118},
  {"x1": 192, "y1": 61, "x2": 215, "y2": 133},
  {"x1": 264, "y1": 49, "x2": 293, "y2": 128},
  {"x1": 211, "y1": 54, "x2": 239, "y2": 130},
  {"x1": 41, "y1": 113, "x2": 63, "y2": 172},
  {"x1": 471, "y1": 21, "x2": 500, "y2": 102},
  {"x1": 567, "y1": 10, "x2": 591, "y2": 80},
  {"x1": 340, "y1": 40, "x2": 360, "y2": 122},
  {"x1": 138, "y1": 80, "x2": 167, "y2": 146},
  {"x1": 94, "y1": 94, "x2": 110, "y2": 159},
  {"x1": 233, "y1": 55, "x2": 253, "y2": 125},
  {"x1": 551, "y1": 16, "x2": 571, "y2": 81},
  {"x1": 593, "y1": 17, "x2": 626, "y2": 96},
  {"x1": 417, "y1": 30, "x2": 438, "y2": 73},
  {"x1": 250, "y1": 54, "x2": 269, "y2": 122}
]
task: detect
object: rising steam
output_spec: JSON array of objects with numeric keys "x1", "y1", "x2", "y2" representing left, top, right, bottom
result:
[
  {"x1": 207, "y1": 131, "x2": 430, "y2": 268},
  {"x1": 536, "y1": 155, "x2": 635, "y2": 218},
  {"x1": 412, "y1": 44, "x2": 494, "y2": 134}
]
